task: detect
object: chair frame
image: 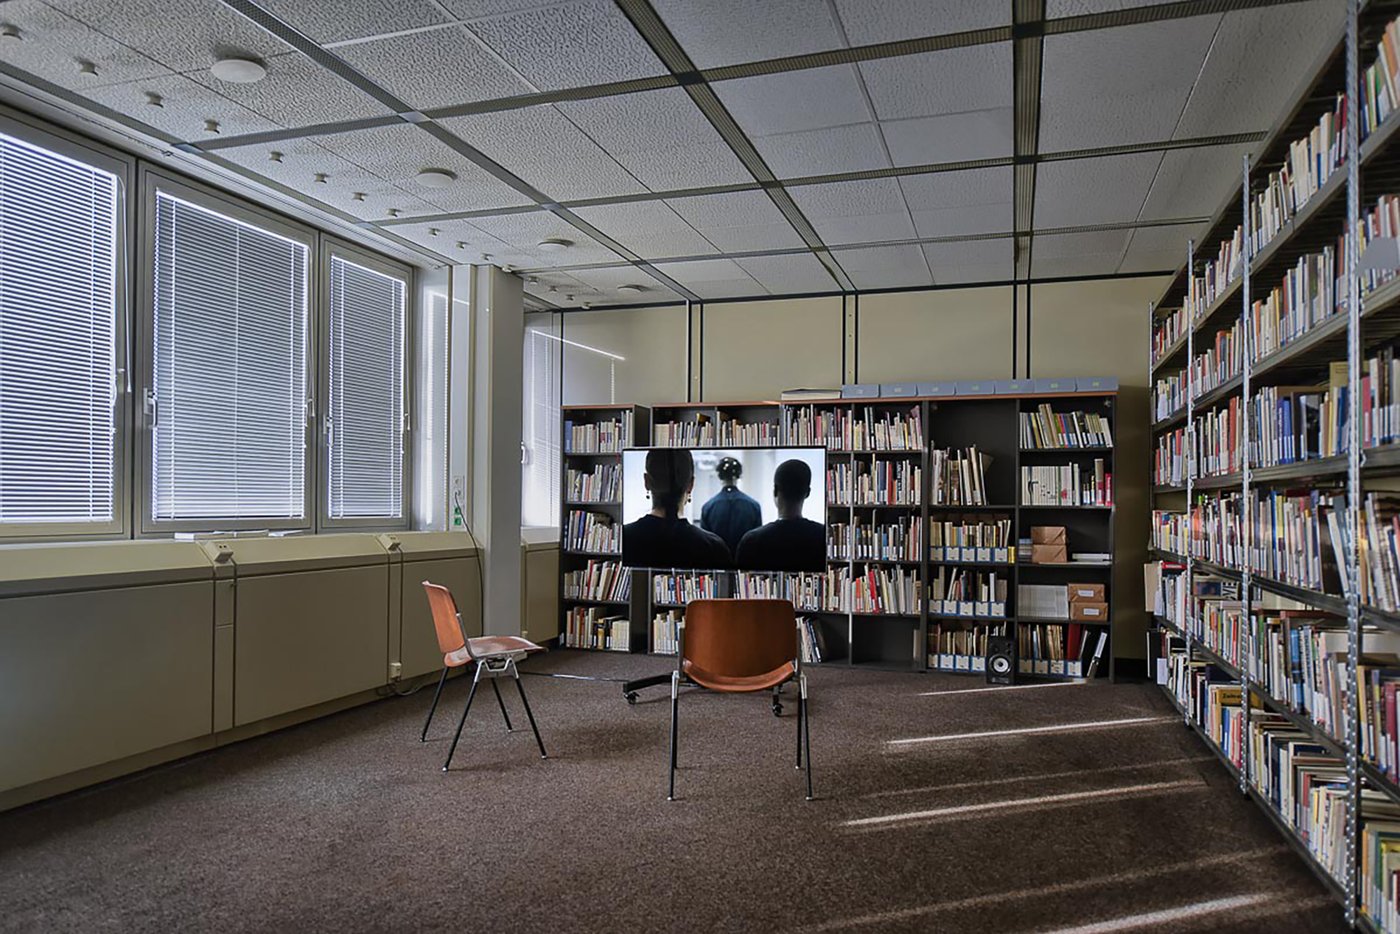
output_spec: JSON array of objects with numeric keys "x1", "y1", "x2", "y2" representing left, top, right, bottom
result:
[
  {"x1": 667, "y1": 612, "x2": 813, "y2": 802},
  {"x1": 419, "y1": 583, "x2": 547, "y2": 771}
]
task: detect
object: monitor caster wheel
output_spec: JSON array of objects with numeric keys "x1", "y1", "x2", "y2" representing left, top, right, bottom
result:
[
  {"x1": 772, "y1": 702, "x2": 783, "y2": 717},
  {"x1": 625, "y1": 691, "x2": 639, "y2": 705}
]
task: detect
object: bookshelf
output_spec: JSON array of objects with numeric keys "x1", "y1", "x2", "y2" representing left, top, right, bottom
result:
[
  {"x1": 560, "y1": 390, "x2": 1118, "y2": 679},
  {"x1": 1145, "y1": 4, "x2": 1400, "y2": 928}
]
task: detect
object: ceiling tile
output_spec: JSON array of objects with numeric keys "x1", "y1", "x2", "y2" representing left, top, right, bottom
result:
[
  {"x1": 570, "y1": 202, "x2": 718, "y2": 260},
  {"x1": 466, "y1": 210, "x2": 627, "y2": 267},
  {"x1": 1034, "y1": 229, "x2": 1130, "y2": 260},
  {"x1": 0, "y1": 0, "x2": 170, "y2": 90},
  {"x1": 440, "y1": 106, "x2": 645, "y2": 202},
  {"x1": 1119, "y1": 223, "x2": 1203, "y2": 274},
  {"x1": 1046, "y1": 0, "x2": 1163, "y2": 15},
  {"x1": 860, "y1": 44, "x2": 1011, "y2": 121},
  {"x1": 332, "y1": 27, "x2": 531, "y2": 110},
  {"x1": 1040, "y1": 16, "x2": 1220, "y2": 151},
  {"x1": 665, "y1": 190, "x2": 807, "y2": 252},
  {"x1": 567, "y1": 265, "x2": 681, "y2": 303},
  {"x1": 652, "y1": 257, "x2": 755, "y2": 285},
  {"x1": 881, "y1": 108, "x2": 1012, "y2": 166},
  {"x1": 900, "y1": 167, "x2": 1013, "y2": 238},
  {"x1": 216, "y1": 137, "x2": 441, "y2": 219},
  {"x1": 557, "y1": 87, "x2": 753, "y2": 190},
  {"x1": 1140, "y1": 143, "x2": 1252, "y2": 222},
  {"x1": 466, "y1": 0, "x2": 667, "y2": 91},
  {"x1": 715, "y1": 65, "x2": 871, "y2": 137},
  {"x1": 440, "y1": 0, "x2": 573, "y2": 18},
  {"x1": 649, "y1": 0, "x2": 843, "y2": 69},
  {"x1": 84, "y1": 72, "x2": 279, "y2": 140},
  {"x1": 922, "y1": 238, "x2": 1013, "y2": 285},
  {"x1": 734, "y1": 252, "x2": 837, "y2": 295},
  {"x1": 788, "y1": 177, "x2": 914, "y2": 245},
  {"x1": 253, "y1": 0, "x2": 452, "y2": 44},
  {"x1": 315, "y1": 123, "x2": 533, "y2": 212},
  {"x1": 833, "y1": 0, "x2": 1007, "y2": 44},
  {"x1": 185, "y1": 52, "x2": 392, "y2": 127},
  {"x1": 831, "y1": 245, "x2": 932, "y2": 289},
  {"x1": 44, "y1": 0, "x2": 292, "y2": 73},
  {"x1": 396, "y1": 218, "x2": 526, "y2": 264},
  {"x1": 1174, "y1": 2, "x2": 1336, "y2": 140},
  {"x1": 753, "y1": 124, "x2": 889, "y2": 179},
  {"x1": 1034, "y1": 152, "x2": 1162, "y2": 229}
]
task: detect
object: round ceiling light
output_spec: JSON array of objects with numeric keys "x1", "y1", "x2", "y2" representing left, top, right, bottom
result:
[
  {"x1": 536, "y1": 238, "x2": 573, "y2": 253},
  {"x1": 617, "y1": 283, "x2": 647, "y2": 294},
  {"x1": 210, "y1": 57, "x2": 266, "y2": 84},
  {"x1": 415, "y1": 168, "x2": 457, "y2": 189}
]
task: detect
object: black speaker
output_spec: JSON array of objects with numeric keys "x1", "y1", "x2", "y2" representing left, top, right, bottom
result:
[{"x1": 986, "y1": 636, "x2": 1016, "y2": 685}]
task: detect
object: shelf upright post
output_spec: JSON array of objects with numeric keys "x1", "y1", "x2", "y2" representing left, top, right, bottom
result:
[
  {"x1": 1343, "y1": 0, "x2": 1362, "y2": 923},
  {"x1": 1184, "y1": 238, "x2": 1196, "y2": 727},
  {"x1": 1238, "y1": 153, "x2": 1253, "y2": 797}
]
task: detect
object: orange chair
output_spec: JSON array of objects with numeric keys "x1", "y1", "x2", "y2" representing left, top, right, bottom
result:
[
  {"x1": 421, "y1": 581, "x2": 548, "y2": 770},
  {"x1": 668, "y1": 598, "x2": 812, "y2": 801}
]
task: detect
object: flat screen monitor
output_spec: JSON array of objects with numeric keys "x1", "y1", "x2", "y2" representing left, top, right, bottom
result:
[{"x1": 621, "y1": 446, "x2": 826, "y2": 572}]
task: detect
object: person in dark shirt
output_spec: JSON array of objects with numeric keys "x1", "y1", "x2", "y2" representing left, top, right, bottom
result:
[
  {"x1": 700, "y1": 456, "x2": 763, "y2": 554},
  {"x1": 622, "y1": 448, "x2": 732, "y2": 570},
  {"x1": 736, "y1": 459, "x2": 825, "y2": 572}
]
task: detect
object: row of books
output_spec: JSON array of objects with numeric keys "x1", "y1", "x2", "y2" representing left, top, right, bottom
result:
[
  {"x1": 797, "y1": 616, "x2": 828, "y2": 664},
  {"x1": 564, "y1": 417, "x2": 628, "y2": 454},
  {"x1": 1361, "y1": 15, "x2": 1400, "y2": 140},
  {"x1": 849, "y1": 566, "x2": 921, "y2": 615},
  {"x1": 1187, "y1": 492, "x2": 1245, "y2": 568},
  {"x1": 1177, "y1": 490, "x2": 1339, "y2": 594},
  {"x1": 562, "y1": 559, "x2": 630, "y2": 602},
  {"x1": 1360, "y1": 193, "x2": 1400, "y2": 298},
  {"x1": 1190, "y1": 225, "x2": 1244, "y2": 319},
  {"x1": 849, "y1": 406, "x2": 924, "y2": 451},
  {"x1": 653, "y1": 417, "x2": 715, "y2": 448},
  {"x1": 733, "y1": 570, "x2": 825, "y2": 611},
  {"x1": 783, "y1": 405, "x2": 848, "y2": 448},
  {"x1": 1017, "y1": 405, "x2": 1113, "y2": 449},
  {"x1": 1250, "y1": 93, "x2": 1343, "y2": 253},
  {"x1": 826, "y1": 459, "x2": 923, "y2": 506},
  {"x1": 652, "y1": 571, "x2": 719, "y2": 607},
  {"x1": 564, "y1": 509, "x2": 620, "y2": 554},
  {"x1": 1248, "y1": 383, "x2": 1338, "y2": 468},
  {"x1": 1193, "y1": 396, "x2": 1242, "y2": 478},
  {"x1": 930, "y1": 447, "x2": 992, "y2": 505},
  {"x1": 1151, "y1": 306, "x2": 1187, "y2": 366},
  {"x1": 1019, "y1": 624, "x2": 1106, "y2": 678},
  {"x1": 1249, "y1": 247, "x2": 1339, "y2": 363},
  {"x1": 563, "y1": 607, "x2": 629, "y2": 652},
  {"x1": 929, "y1": 567, "x2": 1008, "y2": 616},
  {"x1": 652, "y1": 610, "x2": 680, "y2": 655},
  {"x1": 930, "y1": 517, "x2": 1013, "y2": 555},
  {"x1": 1154, "y1": 426, "x2": 1186, "y2": 487},
  {"x1": 1249, "y1": 611, "x2": 1341, "y2": 730},
  {"x1": 828, "y1": 517, "x2": 922, "y2": 562},
  {"x1": 1154, "y1": 373, "x2": 1186, "y2": 422},
  {"x1": 1360, "y1": 493, "x2": 1400, "y2": 612},
  {"x1": 1249, "y1": 712, "x2": 1349, "y2": 884},
  {"x1": 718, "y1": 418, "x2": 778, "y2": 447},
  {"x1": 565, "y1": 463, "x2": 620, "y2": 503},
  {"x1": 926, "y1": 623, "x2": 1005, "y2": 673},
  {"x1": 1190, "y1": 317, "x2": 1242, "y2": 401},
  {"x1": 1019, "y1": 462, "x2": 1112, "y2": 506},
  {"x1": 1362, "y1": 345, "x2": 1400, "y2": 449}
]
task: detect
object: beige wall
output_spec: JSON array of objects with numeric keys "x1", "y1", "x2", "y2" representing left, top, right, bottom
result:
[
  {"x1": 856, "y1": 286, "x2": 1016, "y2": 383},
  {"x1": 701, "y1": 297, "x2": 843, "y2": 399},
  {"x1": 561, "y1": 305, "x2": 689, "y2": 405}
]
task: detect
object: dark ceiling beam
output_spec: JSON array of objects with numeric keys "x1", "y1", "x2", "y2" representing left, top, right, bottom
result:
[{"x1": 1012, "y1": 0, "x2": 1045, "y2": 282}]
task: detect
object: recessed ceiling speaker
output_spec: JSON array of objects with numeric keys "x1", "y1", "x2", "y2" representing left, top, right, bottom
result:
[
  {"x1": 536, "y1": 238, "x2": 572, "y2": 252},
  {"x1": 415, "y1": 168, "x2": 457, "y2": 189},
  {"x1": 210, "y1": 57, "x2": 266, "y2": 84},
  {"x1": 985, "y1": 635, "x2": 1016, "y2": 686},
  {"x1": 617, "y1": 283, "x2": 646, "y2": 294}
]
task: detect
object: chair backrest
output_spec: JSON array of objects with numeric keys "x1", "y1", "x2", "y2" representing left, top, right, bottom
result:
[
  {"x1": 422, "y1": 581, "x2": 468, "y2": 657},
  {"x1": 681, "y1": 599, "x2": 797, "y2": 679}
]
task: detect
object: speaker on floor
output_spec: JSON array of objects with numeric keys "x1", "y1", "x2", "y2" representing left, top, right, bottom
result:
[{"x1": 986, "y1": 635, "x2": 1016, "y2": 685}]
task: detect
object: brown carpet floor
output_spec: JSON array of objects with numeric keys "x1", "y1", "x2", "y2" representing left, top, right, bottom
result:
[{"x1": 0, "y1": 651, "x2": 1348, "y2": 933}]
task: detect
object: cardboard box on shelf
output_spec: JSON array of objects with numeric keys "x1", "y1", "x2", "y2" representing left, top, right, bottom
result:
[
  {"x1": 1031, "y1": 526, "x2": 1066, "y2": 545},
  {"x1": 1068, "y1": 582, "x2": 1105, "y2": 603},
  {"x1": 1032, "y1": 544, "x2": 1068, "y2": 564},
  {"x1": 1070, "y1": 601, "x2": 1109, "y2": 621}
]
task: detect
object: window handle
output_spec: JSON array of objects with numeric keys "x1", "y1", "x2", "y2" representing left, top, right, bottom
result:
[
  {"x1": 144, "y1": 388, "x2": 158, "y2": 427},
  {"x1": 323, "y1": 414, "x2": 333, "y2": 445}
]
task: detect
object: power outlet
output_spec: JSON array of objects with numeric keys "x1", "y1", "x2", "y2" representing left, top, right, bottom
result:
[
  {"x1": 451, "y1": 475, "x2": 466, "y2": 527},
  {"x1": 389, "y1": 661, "x2": 402, "y2": 680}
]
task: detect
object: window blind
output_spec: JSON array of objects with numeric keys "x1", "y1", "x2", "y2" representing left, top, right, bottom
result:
[
  {"x1": 152, "y1": 192, "x2": 308, "y2": 522},
  {"x1": 0, "y1": 131, "x2": 119, "y2": 525},
  {"x1": 521, "y1": 316, "x2": 561, "y2": 529},
  {"x1": 327, "y1": 255, "x2": 405, "y2": 520}
]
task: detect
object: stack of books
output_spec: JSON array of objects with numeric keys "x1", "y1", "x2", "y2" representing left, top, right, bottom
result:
[
  {"x1": 930, "y1": 447, "x2": 991, "y2": 505},
  {"x1": 564, "y1": 417, "x2": 627, "y2": 453},
  {"x1": 564, "y1": 510, "x2": 620, "y2": 554},
  {"x1": 562, "y1": 560, "x2": 629, "y2": 602},
  {"x1": 1018, "y1": 405, "x2": 1113, "y2": 448},
  {"x1": 566, "y1": 463, "x2": 620, "y2": 503}
]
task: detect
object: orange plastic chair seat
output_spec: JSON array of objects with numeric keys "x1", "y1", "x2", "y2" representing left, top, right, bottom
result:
[
  {"x1": 683, "y1": 658, "x2": 795, "y2": 693},
  {"x1": 444, "y1": 635, "x2": 545, "y2": 668}
]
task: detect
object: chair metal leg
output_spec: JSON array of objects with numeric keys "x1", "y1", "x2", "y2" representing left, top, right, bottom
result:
[
  {"x1": 490, "y1": 677, "x2": 514, "y2": 732},
  {"x1": 795, "y1": 680, "x2": 804, "y2": 769},
  {"x1": 667, "y1": 670, "x2": 680, "y2": 800},
  {"x1": 443, "y1": 665, "x2": 482, "y2": 771},
  {"x1": 421, "y1": 666, "x2": 448, "y2": 742},
  {"x1": 512, "y1": 666, "x2": 547, "y2": 758},
  {"x1": 801, "y1": 673, "x2": 813, "y2": 800}
]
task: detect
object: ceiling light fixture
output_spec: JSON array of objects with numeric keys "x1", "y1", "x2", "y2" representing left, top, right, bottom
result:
[
  {"x1": 204, "y1": 119, "x2": 221, "y2": 134},
  {"x1": 536, "y1": 238, "x2": 573, "y2": 253},
  {"x1": 386, "y1": 208, "x2": 401, "y2": 218},
  {"x1": 76, "y1": 60, "x2": 98, "y2": 76},
  {"x1": 210, "y1": 57, "x2": 266, "y2": 84},
  {"x1": 0, "y1": 24, "x2": 21, "y2": 40},
  {"x1": 351, "y1": 192, "x2": 366, "y2": 202},
  {"x1": 415, "y1": 168, "x2": 457, "y2": 189},
  {"x1": 617, "y1": 284, "x2": 646, "y2": 294},
  {"x1": 313, "y1": 172, "x2": 328, "y2": 184},
  {"x1": 145, "y1": 92, "x2": 164, "y2": 108},
  {"x1": 268, "y1": 150, "x2": 283, "y2": 163}
]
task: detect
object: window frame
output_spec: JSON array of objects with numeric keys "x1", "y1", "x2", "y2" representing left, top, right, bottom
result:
[
  {"x1": 135, "y1": 168, "x2": 317, "y2": 536},
  {"x1": 0, "y1": 111, "x2": 133, "y2": 542},
  {"x1": 316, "y1": 237, "x2": 415, "y2": 533}
]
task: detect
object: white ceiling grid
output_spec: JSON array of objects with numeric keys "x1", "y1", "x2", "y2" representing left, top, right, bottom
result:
[{"x1": 0, "y1": 0, "x2": 1341, "y2": 309}]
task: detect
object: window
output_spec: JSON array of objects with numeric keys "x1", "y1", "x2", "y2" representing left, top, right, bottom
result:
[
  {"x1": 324, "y1": 250, "x2": 407, "y2": 525},
  {"x1": 0, "y1": 128, "x2": 122, "y2": 534},
  {"x1": 148, "y1": 188, "x2": 310, "y2": 528},
  {"x1": 521, "y1": 313, "x2": 561, "y2": 529}
]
